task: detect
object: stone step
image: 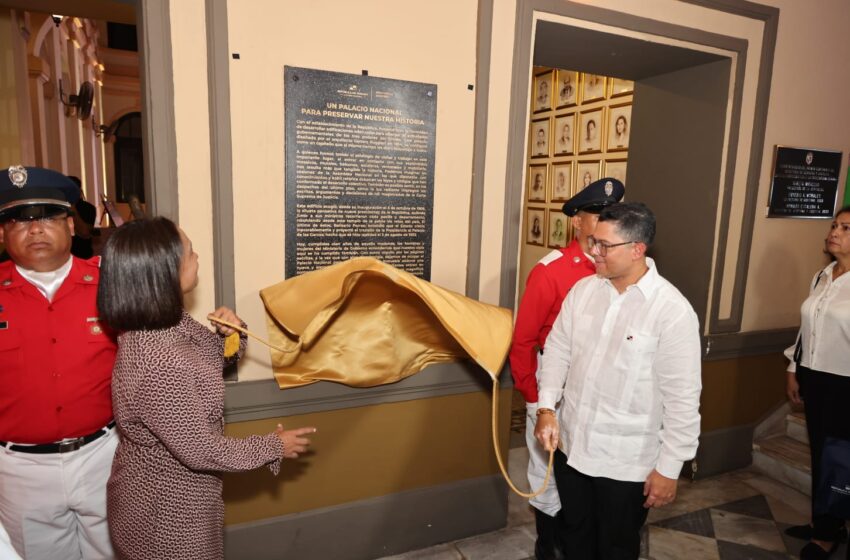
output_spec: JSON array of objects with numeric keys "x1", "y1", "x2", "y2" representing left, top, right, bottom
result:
[
  {"x1": 786, "y1": 412, "x2": 808, "y2": 445},
  {"x1": 752, "y1": 434, "x2": 811, "y2": 496}
]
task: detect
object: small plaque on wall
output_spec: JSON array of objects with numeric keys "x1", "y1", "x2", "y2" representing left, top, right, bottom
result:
[{"x1": 767, "y1": 146, "x2": 842, "y2": 218}]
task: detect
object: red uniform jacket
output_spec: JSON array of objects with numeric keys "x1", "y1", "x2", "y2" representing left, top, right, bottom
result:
[
  {"x1": 0, "y1": 257, "x2": 117, "y2": 443},
  {"x1": 509, "y1": 240, "x2": 595, "y2": 403}
]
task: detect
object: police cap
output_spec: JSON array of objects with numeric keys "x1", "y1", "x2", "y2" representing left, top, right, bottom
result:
[
  {"x1": 0, "y1": 166, "x2": 79, "y2": 222},
  {"x1": 561, "y1": 177, "x2": 625, "y2": 217}
]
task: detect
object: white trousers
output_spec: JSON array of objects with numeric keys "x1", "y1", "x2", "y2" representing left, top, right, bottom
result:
[
  {"x1": 526, "y1": 401, "x2": 561, "y2": 516},
  {"x1": 0, "y1": 429, "x2": 117, "y2": 560}
]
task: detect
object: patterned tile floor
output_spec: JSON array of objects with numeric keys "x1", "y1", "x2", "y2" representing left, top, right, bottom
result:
[{"x1": 377, "y1": 393, "x2": 829, "y2": 560}]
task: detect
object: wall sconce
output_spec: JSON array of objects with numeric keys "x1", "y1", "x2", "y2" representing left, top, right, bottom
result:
[{"x1": 92, "y1": 117, "x2": 118, "y2": 140}]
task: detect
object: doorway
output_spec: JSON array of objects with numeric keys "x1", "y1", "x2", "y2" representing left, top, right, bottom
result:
[
  {"x1": 0, "y1": 0, "x2": 177, "y2": 223},
  {"x1": 509, "y1": 14, "x2": 743, "y2": 333}
]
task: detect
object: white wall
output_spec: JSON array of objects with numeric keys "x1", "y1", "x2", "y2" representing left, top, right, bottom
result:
[
  {"x1": 741, "y1": 0, "x2": 850, "y2": 330},
  {"x1": 170, "y1": 0, "x2": 217, "y2": 320}
]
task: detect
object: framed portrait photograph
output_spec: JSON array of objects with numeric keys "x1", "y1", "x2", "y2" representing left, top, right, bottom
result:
[
  {"x1": 533, "y1": 70, "x2": 554, "y2": 113},
  {"x1": 550, "y1": 162, "x2": 572, "y2": 202},
  {"x1": 556, "y1": 69, "x2": 578, "y2": 108},
  {"x1": 527, "y1": 164, "x2": 548, "y2": 202},
  {"x1": 530, "y1": 117, "x2": 551, "y2": 158},
  {"x1": 610, "y1": 78, "x2": 634, "y2": 97},
  {"x1": 547, "y1": 209, "x2": 568, "y2": 249},
  {"x1": 604, "y1": 159, "x2": 628, "y2": 187},
  {"x1": 607, "y1": 103, "x2": 632, "y2": 152},
  {"x1": 553, "y1": 113, "x2": 575, "y2": 155},
  {"x1": 581, "y1": 73, "x2": 606, "y2": 103},
  {"x1": 578, "y1": 109, "x2": 603, "y2": 154},
  {"x1": 526, "y1": 207, "x2": 546, "y2": 246},
  {"x1": 576, "y1": 160, "x2": 601, "y2": 192}
]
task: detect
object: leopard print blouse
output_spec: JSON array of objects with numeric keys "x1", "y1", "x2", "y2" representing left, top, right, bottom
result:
[{"x1": 107, "y1": 312, "x2": 283, "y2": 560}]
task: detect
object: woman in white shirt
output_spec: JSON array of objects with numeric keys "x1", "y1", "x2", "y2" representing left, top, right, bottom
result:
[{"x1": 785, "y1": 205, "x2": 850, "y2": 560}]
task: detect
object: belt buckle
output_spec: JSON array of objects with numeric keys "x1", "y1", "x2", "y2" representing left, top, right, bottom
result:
[{"x1": 58, "y1": 438, "x2": 82, "y2": 453}]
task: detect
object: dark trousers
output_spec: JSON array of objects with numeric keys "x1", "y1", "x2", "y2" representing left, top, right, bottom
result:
[
  {"x1": 553, "y1": 449, "x2": 648, "y2": 560},
  {"x1": 798, "y1": 364, "x2": 850, "y2": 541}
]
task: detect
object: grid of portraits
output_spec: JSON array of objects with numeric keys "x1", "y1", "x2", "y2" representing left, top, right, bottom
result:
[{"x1": 525, "y1": 68, "x2": 633, "y2": 249}]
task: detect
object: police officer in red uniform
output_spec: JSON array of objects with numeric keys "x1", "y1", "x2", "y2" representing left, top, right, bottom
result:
[
  {"x1": 0, "y1": 166, "x2": 117, "y2": 559},
  {"x1": 510, "y1": 178, "x2": 624, "y2": 560}
]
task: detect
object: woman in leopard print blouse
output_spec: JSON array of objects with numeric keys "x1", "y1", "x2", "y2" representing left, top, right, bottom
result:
[{"x1": 97, "y1": 217, "x2": 315, "y2": 560}]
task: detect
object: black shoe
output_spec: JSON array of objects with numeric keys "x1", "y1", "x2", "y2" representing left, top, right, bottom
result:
[
  {"x1": 533, "y1": 509, "x2": 564, "y2": 560},
  {"x1": 786, "y1": 524, "x2": 848, "y2": 542},
  {"x1": 800, "y1": 541, "x2": 839, "y2": 560},
  {"x1": 787, "y1": 524, "x2": 814, "y2": 540},
  {"x1": 534, "y1": 539, "x2": 565, "y2": 560}
]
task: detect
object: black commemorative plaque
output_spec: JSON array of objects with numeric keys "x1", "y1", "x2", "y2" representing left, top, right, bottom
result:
[
  {"x1": 284, "y1": 66, "x2": 437, "y2": 279},
  {"x1": 767, "y1": 146, "x2": 842, "y2": 218}
]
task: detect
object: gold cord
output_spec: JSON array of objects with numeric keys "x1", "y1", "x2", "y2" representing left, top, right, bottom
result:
[
  {"x1": 491, "y1": 379, "x2": 554, "y2": 498},
  {"x1": 206, "y1": 315, "x2": 297, "y2": 354},
  {"x1": 208, "y1": 315, "x2": 552, "y2": 497}
]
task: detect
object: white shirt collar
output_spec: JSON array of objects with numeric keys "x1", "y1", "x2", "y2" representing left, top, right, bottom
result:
[
  {"x1": 633, "y1": 257, "x2": 661, "y2": 298},
  {"x1": 601, "y1": 257, "x2": 660, "y2": 298},
  {"x1": 16, "y1": 256, "x2": 73, "y2": 302}
]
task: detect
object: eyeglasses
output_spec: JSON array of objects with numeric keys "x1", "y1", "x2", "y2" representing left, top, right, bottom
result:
[
  {"x1": 587, "y1": 235, "x2": 636, "y2": 256},
  {"x1": 3, "y1": 214, "x2": 68, "y2": 232}
]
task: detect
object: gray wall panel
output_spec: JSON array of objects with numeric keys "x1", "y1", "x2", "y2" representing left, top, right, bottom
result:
[
  {"x1": 628, "y1": 59, "x2": 732, "y2": 324},
  {"x1": 224, "y1": 475, "x2": 509, "y2": 560}
]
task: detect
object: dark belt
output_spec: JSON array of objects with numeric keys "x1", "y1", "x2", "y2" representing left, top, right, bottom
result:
[{"x1": 1, "y1": 421, "x2": 116, "y2": 454}]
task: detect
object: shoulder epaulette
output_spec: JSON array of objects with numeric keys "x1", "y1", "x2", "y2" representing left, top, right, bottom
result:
[{"x1": 539, "y1": 250, "x2": 565, "y2": 266}]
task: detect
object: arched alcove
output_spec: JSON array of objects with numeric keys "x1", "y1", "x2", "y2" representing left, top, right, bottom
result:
[{"x1": 111, "y1": 111, "x2": 144, "y2": 204}]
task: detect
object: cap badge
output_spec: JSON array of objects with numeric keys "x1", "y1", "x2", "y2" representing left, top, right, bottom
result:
[
  {"x1": 604, "y1": 181, "x2": 613, "y2": 196},
  {"x1": 8, "y1": 166, "x2": 27, "y2": 189}
]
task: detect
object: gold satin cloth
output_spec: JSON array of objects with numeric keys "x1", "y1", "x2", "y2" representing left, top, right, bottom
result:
[{"x1": 259, "y1": 257, "x2": 512, "y2": 389}]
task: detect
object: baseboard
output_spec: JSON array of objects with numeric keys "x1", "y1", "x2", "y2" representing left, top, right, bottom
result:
[
  {"x1": 753, "y1": 400, "x2": 791, "y2": 440},
  {"x1": 692, "y1": 423, "x2": 755, "y2": 479},
  {"x1": 224, "y1": 474, "x2": 509, "y2": 560}
]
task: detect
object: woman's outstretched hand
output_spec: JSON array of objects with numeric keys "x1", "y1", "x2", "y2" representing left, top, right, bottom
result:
[{"x1": 275, "y1": 424, "x2": 316, "y2": 459}]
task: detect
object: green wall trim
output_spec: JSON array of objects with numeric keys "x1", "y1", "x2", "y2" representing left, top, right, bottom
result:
[
  {"x1": 224, "y1": 328, "x2": 795, "y2": 424},
  {"x1": 205, "y1": 0, "x2": 236, "y2": 311},
  {"x1": 703, "y1": 328, "x2": 796, "y2": 361},
  {"x1": 136, "y1": 0, "x2": 178, "y2": 221},
  {"x1": 466, "y1": 0, "x2": 494, "y2": 299},
  {"x1": 225, "y1": 361, "x2": 511, "y2": 423}
]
